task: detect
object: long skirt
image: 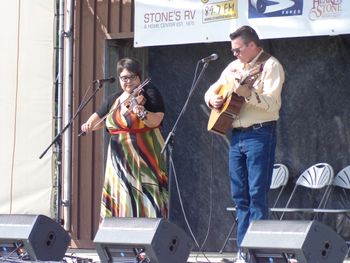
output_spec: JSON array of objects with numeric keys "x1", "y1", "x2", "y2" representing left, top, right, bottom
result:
[{"x1": 100, "y1": 128, "x2": 168, "y2": 221}]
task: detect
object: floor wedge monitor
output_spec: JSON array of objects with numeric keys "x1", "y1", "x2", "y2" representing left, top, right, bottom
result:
[
  {"x1": 0, "y1": 214, "x2": 70, "y2": 261},
  {"x1": 241, "y1": 220, "x2": 348, "y2": 263},
  {"x1": 94, "y1": 217, "x2": 193, "y2": 263}
]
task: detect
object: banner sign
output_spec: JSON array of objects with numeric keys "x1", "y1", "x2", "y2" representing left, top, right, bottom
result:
[{"x1": 134, "y1": 0, "x2": 350, "y2": 47}]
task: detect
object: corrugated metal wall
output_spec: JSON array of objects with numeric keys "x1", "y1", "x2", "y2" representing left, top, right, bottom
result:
[{"x1": 70, "y1": 0, "x2": 138, "y2": 248}]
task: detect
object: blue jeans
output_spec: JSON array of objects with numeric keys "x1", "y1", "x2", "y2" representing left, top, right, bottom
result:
[{"x1": 229, "y1": 123, "x2": 277, "y2": 247}]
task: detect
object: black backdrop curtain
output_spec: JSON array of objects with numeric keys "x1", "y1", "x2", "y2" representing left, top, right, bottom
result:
[{"x1": 148, "y1": 34, "x2": 350, "y2": 252}]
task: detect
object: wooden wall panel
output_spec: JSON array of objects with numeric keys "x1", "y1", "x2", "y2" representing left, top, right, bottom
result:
[
  {"x1": 91, "y1": 0, "x2": 110, "y2": 246},
  {"x1": 72, "y1": 0, "x2": 99, "y2": 248},
  {"x1": 120, "y1": 0, "x2": 133, "y2": 33},
  {"x1": 108, "y1": 0, "x2": 134, "y2": 39},
  {"x1": 71, "y1": 0, "x2": 135, "y2": 248},
  {"x1": 109, "y1": 0, "x2": 122, "y2": 35}
]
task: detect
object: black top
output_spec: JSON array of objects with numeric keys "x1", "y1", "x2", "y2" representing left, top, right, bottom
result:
[{"x1": 96, "y1": 84, "x2": 165, "y2": 118}]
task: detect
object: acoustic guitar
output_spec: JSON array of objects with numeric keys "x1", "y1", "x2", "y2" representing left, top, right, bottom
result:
[{"x1": 207, "y1": 64, "x2": 264, "y2": 135}]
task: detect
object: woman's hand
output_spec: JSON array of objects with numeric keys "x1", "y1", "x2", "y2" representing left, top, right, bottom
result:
[
  {"x1": 80, "y1": 113, "x2": 103, "y2": 134},
  {"x1": 81, "y1": 122, "x2": 93, "y2": 133},
  {"x1": 132, "y1": 104, "x2": 149, "y2": 121}
]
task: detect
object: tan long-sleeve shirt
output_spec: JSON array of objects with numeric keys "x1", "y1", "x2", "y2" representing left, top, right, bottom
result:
[{"x1": 205, "y1": 50, "x2": 285, "y2": 128}]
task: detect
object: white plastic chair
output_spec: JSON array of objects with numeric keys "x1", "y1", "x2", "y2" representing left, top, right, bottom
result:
[
  {"x1": 270, "y1": 163, "x2": 289, "y2": 209},
  {"x1": 314, "y1": 165, "x2": 350, "y2": 254},
  {"x1": 313, "y1": 165, "x2": 350, "y2": 214},
  {"x1": 271, "y1": 162, "x2": 334, "y2": 220},
  {"x1": 333, "y1": 165, "x2": 350, "y2": 190}
]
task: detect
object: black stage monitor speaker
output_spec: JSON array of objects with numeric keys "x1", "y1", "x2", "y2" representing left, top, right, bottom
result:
[
  {"x1": 0, "y1": 214, "x2": 70, "y2": 261},
  {"x1": 94, "y1": 217, "x2": 193, "y2": 263},
  {"x1": 241, "y1": 220, "x2": 348, "y2": 263}
]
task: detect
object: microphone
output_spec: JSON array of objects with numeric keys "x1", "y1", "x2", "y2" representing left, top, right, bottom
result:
[
  {"x1": 93, "y1": 77, "x2": 116, "y2": 84},
  {"x1": 200, "y1": 53, "x2": 219, "y2": 63}
]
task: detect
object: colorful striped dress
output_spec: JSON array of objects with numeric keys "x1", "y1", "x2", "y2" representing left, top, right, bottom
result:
[{"x1": 96, "y1": 85, "x2": 168, "y2": 221}]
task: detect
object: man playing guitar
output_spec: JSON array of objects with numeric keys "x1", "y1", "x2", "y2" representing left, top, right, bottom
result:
[{"x1": 204, "y1": 25, "x2": 285, "y2": 263}]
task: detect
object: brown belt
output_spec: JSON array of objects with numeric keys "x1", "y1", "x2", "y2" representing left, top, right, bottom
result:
[{"x1": 233, "y1": 121, "x2": 276, "y2": 132}]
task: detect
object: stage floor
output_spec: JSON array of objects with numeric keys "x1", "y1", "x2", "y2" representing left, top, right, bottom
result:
[
  {"x1": 65, "y1": 250, "x2": 238, "y2": 263},
  {"x1": 66, "y1": 249, "x2": 350, "y2": 263},
  {"x1": 66, "y1": 250, "x2": 229, "y2": 262}
]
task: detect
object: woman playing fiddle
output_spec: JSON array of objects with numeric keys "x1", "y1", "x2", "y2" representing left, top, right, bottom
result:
[{"x1": 81, "y1": 57, "x2": 168, "y2": 221}]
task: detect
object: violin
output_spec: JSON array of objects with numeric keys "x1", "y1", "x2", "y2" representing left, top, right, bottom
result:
[
  {"x1": 78, "y1": 78, "x2": 151, "y2": 137},
  {"x1": 124, "y1": 94, "x2": 147, "y2": 120},
  {"x1": 123, "y1": 78, "x2": 150, "y2": 120}
]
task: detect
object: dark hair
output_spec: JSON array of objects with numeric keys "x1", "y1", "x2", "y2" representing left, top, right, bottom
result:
[
  {"x1": 116, "y1": 58, "x2": 142, "y2": 78},
  {"x1": 229, "y1": 25, "x2": 261, "y2": 47}
]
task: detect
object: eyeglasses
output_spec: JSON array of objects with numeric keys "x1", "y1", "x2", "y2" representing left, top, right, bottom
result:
[
  {"x1": 231, "y1": 45, "x2": 246, "y2": 55},
  {"x1": 119, "y1": 74, "x2": 137, "y2": 82}
]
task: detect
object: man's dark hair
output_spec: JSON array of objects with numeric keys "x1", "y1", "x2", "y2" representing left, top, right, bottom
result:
[
  {"x1": 229, "y1": 25, "x2": 261, "y2": 46},
  {"x1": 116, "y1": 57, "x2": 142, "y2": 78}
]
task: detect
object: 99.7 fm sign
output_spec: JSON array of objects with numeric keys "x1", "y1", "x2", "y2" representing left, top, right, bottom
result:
[{"x1": 202, "y1": 1, "x2": 237, "y2": 23}]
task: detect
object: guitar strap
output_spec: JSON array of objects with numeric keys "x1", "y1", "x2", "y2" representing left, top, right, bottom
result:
[
  {"x1": 256, "y1": 51, "x2": 271, "y2": 65},
  {"x1": 256, "y1": 52, "x2": 270, "y2": 75}
]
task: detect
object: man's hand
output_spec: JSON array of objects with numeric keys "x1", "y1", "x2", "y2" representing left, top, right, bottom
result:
[
  {"x1": 234, "y1": 84, "x2": 252, "y2": 98},
  {"x1": 209, "y1": 94, "x2": 225, "y2": 109}
]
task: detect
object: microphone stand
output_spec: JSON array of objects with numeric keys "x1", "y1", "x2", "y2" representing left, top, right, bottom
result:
[
  {"x1": 161, "y1": 60, "x2": 211, "y2": 221},
  {"x1": 39, "y1": 80, "x2": 107, "y2": 224}
]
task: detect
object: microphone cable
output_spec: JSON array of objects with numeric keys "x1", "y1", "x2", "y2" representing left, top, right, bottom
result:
[
  {"x1": 169, "y1": 60, "x2": 216, "y2": 263},
  {"x1": 170, "y1": 154, "x2": 212, "y2": 263},
  {"x1": 194, "y1": 132, "x2": 215, "y2": 263}
]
